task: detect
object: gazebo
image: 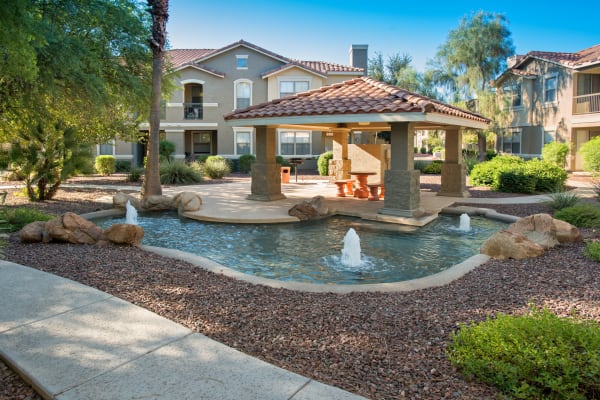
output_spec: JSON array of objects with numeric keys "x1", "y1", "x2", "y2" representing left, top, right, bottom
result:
[{"x1": 224, "y1": 77, "x2": 490, "y2": 219}]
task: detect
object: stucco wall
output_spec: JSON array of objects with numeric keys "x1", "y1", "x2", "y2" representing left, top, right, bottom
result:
[{"x1": 348, "y1": 144, "x2": 391, "y2": 184}]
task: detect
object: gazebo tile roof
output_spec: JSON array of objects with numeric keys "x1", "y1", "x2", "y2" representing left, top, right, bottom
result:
[{"x1": 225, "y1": 77, "x2": 489, "y2": 124}]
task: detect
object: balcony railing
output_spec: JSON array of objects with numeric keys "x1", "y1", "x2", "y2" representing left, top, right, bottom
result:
[
  {"x1": 184, "y1": 103, "x2": 203, "y2": 120},
  {"x1": 573, "y1": 93, "x2": 600, "y2": 114}
]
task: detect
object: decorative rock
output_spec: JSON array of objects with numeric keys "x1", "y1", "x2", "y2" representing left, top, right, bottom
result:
[
  {"x1": 172, "y1": 192, "x2": 202, "y2": 213},
  {"x1": 19, "y1": 221, "x2": 47, "y2": 243},
  {"x1": 104, "y1": 223, "x2": 144, "y2": 246},
  {"x1": 481, "y1": 230, "x2": 545, "y2": 260},
  {"x1": 288, "y1": 196, "x2": 330, "y2": 221},
  {"x1": 45, "y1": 212, "x2": 105, "y2": 244},
  {"x1": 508, "y1": 213, "x2": 559, "y2": 250},
  {"x1": 553, "y1": 218, "x2": 582, "y2": 243},
  {"x1": 113, "y1": 192, "x2": 141, "y2": 210},
  {"x1": 141, "y1": 195, "x2": 173, "y2": 211}
]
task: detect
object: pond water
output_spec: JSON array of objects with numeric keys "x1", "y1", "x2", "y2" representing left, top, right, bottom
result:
[{"x1": 97, "y1": 213, "x2": 504, "y2": 285}]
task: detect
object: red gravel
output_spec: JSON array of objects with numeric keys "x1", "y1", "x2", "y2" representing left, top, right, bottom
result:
[{"x1": 2, "y1": 174, "x2": 599, "y2": 400}]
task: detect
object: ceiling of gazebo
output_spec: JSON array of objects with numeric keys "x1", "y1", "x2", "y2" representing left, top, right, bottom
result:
[{"x1": 224, "y1": 77, "x2": 490, "y2": 131}]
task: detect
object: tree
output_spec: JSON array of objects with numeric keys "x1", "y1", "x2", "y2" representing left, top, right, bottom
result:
[
  {"x1": 0, "y1": 0, "x2": 152, "y2": 200},
  {"x1": 428, "y1": 11, "x2": 515, "y2": 159},
  {"x1": 368, "y1": 52, "x2": 438, "y2": 98},
  {"x1": 142, "y1": 0, "x2": 169, "y2": 198}
]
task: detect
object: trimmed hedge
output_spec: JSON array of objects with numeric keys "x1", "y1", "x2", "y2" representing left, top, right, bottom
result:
[
  {"x1": 94, "y1": 155, "x2": 116, "y2": 176},
  {"x1": 317, "y1": 151, "x2": 333, "y2": 176},
  {"x1": 237, "y1": 154, "x2": 256, "y2": 174}
]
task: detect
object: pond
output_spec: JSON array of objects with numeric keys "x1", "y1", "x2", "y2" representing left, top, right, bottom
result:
[{"x1": 97, "y1": 213, "x2": 504, "y2": 285}]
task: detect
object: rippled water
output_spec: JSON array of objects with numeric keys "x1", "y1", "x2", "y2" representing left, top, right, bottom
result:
[{"x1": 96, "y1": 213, "x2": 504, "y2": 284}]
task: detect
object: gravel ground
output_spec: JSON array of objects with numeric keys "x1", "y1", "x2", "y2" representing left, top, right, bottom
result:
[{"x1": 2, "y1": 174, "x2": 599, "y2": 400}]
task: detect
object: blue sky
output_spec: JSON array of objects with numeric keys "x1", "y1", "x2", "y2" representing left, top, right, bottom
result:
[{"x1": 166, "y1": 0, "x2": 598, "y2": 71}]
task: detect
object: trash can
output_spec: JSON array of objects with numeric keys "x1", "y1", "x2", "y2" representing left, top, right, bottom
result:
[{"x1": 280, "y1": 166, "x2": 291, "y2": 183}]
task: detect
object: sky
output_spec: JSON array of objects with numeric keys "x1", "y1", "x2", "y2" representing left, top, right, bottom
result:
[{"x1": 166, "y1": 0, "x2": 598, "y2": 72}]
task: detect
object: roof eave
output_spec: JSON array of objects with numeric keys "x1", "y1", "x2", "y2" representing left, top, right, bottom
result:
[
  {"x1": 261, "y1": 64, "x2": 326, "y2": 79},
  {"x1": 174, "y1": 64, "x2": 225, "y2": 78}
]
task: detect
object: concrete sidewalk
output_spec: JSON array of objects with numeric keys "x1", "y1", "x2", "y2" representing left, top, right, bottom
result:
[{"x1": 0, "y1": 261, "x2": 367, "y2": 400}]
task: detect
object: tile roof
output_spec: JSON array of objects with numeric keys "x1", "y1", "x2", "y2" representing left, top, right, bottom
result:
[
  {"x1": 165, "y1": 49, "x2": 216, "y2": 68},
  {"x1": 224, "y1": 77, "x2": 490, "y2": 124},
  {"x1": 521, "y1": 43, "x2": 600, "y2": 68},
  {"x1": 293, "y1": 60, "x2": 364, "y2": 74}
]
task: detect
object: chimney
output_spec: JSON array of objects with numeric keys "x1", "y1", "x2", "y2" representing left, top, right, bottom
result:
[
  {"x1": 506, "y1": 55, "x2": 523, "y2": 69},
  {"x1": 349, "y1": 44, "x2": 368, "y2": 76}
]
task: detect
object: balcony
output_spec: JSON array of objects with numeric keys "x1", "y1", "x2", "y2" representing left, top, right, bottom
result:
[
  {"x1": 573, "y1": 93, "x2": 600, "y2": 114},
  {"x1": 184, "y1": 103, "x2": 203, "y2": 120}
]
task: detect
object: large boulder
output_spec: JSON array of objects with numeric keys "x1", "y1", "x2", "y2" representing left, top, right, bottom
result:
[
  {"x1": 104, "y1": 223, "x2": 144, "y2": 246},
  {"x1": 507, "y1": 213, "x2": 559, "y2": 250},
  {"x1": 172, "y1": 192, "x2": 202, "y2": 213},
  {"x1": 45, "y1": 212, "x2": 105, "y2": 244},
  {"x1": 553, "y1": 218, "x2": 582, "y2": 243},
  {"x1": 113, "y1": 192, "x2": 141, "y2": 210},
  {"x1": 19, "y1": 221, "x2": 48, "y2": 243},
  {"x1": 288, "y1": 195, "x2": 330, "y2": 221},
  {"x1": 481, "y1": 230, "x2": 545, "y2": 260},
  {"x1": 140, "y1": 195, "x2": 173, "y2": 211}
]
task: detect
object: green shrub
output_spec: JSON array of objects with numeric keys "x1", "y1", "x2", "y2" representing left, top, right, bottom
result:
[
  {"x1": 584, "y1": 240, "x2": 600, "y2": 261},
  {"x1": 422, "y1": 160, "x2": 442, "y2": 174},
  {"x1": 203, "y1": 156, "x2": 231, "y2": 179},
  {"x1": 127, "y1": 167, "x2": 144, "y2": 182},
  {"x1": 0, "y1": 207, "x2": 53, "y2": 232},
  {"x1": 115, "y1": 160, "x2": 132, "y2": 173},
  {"x1": 448, "y1": 306, "x2": 600, "y2": 400},
  {"x1": 470, "y1": 155, "x2": 524, "y2": 187},
  {"x1": 554, "y1": 203, "x2": 600, "y2": 228},
  {"x1": 317, "y1": 151, "x2": 333, "y2": 176},
  {"x1": 420, "y1": 146, "x2": 427, "y2": 154},
  {"x1": 548, "y1": 190, "x2": 580, "y2": 210},
  {"x1": 495, "y1": 169, "x2": 537, "y2": 193},
  {"x1": 159, "y1": 140, "x2": 176, "y2": 163},
  {"x1": 485, "y1": 149, "x2": 497, "y2": 161},
  {"x1": 159, "y1": 160, "x2": 203, "y2": 185},
  {"x1": 524, "y1": 158, "x2": 568, "y2": 192},
  {"x1": 94, "y1": 155, "x2": 116, "y2": 176},
  {"x1": 237, "y1": 154, "x2": 256, "y2": 174},
  {"x1": 462, "y1": 152, "x2": 479, "y2": 175},
  {"x1": 542, "y1": 141, "x2": 569, "y2": 168},
  {"x1": 414, "y1": 160, "x2": 427, "y2": 172},
  {"x1": 196, "y1": 155, "x2": 210, "y2": 164},
  {"x1": 580, "y1": 136, "x2": 600, "y2": 174}
]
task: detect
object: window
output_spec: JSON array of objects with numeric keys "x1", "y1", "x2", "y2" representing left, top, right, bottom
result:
[
  {"x1": 234, "y1": 80, "x2": 252, "y2": 109},
  {"x1": 236, "y1": 55, "x2": 248, "y2": 69},
  {"x1": 193, "y1": 132, "x2": 211, "y2": 154},
  {"x1": 502, "y1": 129, "x2": 521, "y2": 154},
  {"x1": 279, "y1": 130, "x2": 311, "y2": 156},
  {"x1": 234, "y1": 129, "x2": 252, "y2": 155},
  {"x1": 544, "y1": 75, "x2": 557, "y2": 103},
  {"x1": 502, "y1": 79, "x2": 521, "y2": 107},
  {"x1": 544, "y1": 130, "x2": 555, "y2": 145},
  {"x1": 279, "y1": 80, "x2": 310, "y2": 98},
  {"x1": 98, "y1": 142, "x2": 114, "y2": 155}
]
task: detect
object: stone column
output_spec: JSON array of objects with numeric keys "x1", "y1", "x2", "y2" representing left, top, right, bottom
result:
[
  {"x1": 379, "y1": 122, "x2": 424, "y2": 217},
  {"x1": 438, "y1": 128, "x2": 470, "y2": 197},
  {"x1": 330, "y1": 128, "x2": 351, "y2": 180},
  {"x1": 248, "y1": 126, "x2": 285, "y2": 201}
]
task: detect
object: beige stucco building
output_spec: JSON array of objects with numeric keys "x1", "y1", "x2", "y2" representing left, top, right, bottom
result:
[
  {"x1": 493, "y1": 44, "x2": 600, "y2": 170},
  {"x1": 100, "y1": 40, "x2": 367, "y2": 168}
]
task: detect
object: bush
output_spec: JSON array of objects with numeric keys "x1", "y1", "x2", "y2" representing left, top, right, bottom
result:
[
  {"x1": 159, "y1": 160, "x2": 202, "y2": 185},
  {"x1": 420, "y1": 146, "x2": 427, "y2": 154},
  {"x1": 548, "y1": 190, "x2": 580, "y2": 210},
  {"x1": 554, "y1": 203, "x2": 600, "y2": 228},
  {"x1": 422, "y1": 160, "x2": 442, "y2": 174},
  {"x1": 584, "y1": 241, "x2": 600, "y2": 261},
  {"x1": 470, "y1": 155, "x2": 524, "y2": 187},
  {"x1": 495, "y1": 169, "x2": 537, "y2": 193},
  {"x1": 237, "y1": 154, "x2": 256, "y2": 174},
  {"x1": 159, "y1": 140, "x2": 176, "y2": 163},
  {"x1": 484, "y1": 149, "x2": 497, "y2": 161},
  {"x1": 94, "y1": 155, "x2": 116, "y2": 176},
  {"x1": 127, "y1": 167, "x2": 144, "y2": 183},
  {"x1": 524, "y1": 158, "x2": 567, "y2": 192},
  {"x1": 542, "y1": 141, "x2": 569, "y2": 168},
  {"x1": 317, "y1": 151, "x2": 333, "y2": 176},
  {"x1": 0, "y1": 207, "x2": 53, "y2": 232},
  {"x1": 413, "y1": 160, "x2": 427, "y2": 172},
  {"x1": 203, "y1": 156, "x2": 231, "y2": 179},
  {"x1": 448, "y1": 306, "x2": 600, "y2": 400},
  {"x1": 115, "y1": 160, "x2": 132, "y2": 173},
  {"x1": 580, "y1": 136, "x2": 600, "y2": 173}
]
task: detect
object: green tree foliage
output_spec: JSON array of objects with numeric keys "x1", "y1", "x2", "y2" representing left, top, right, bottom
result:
[
  {"x1": 368, "y1": 52, "x2": 437, "y2": 98},
  {"x1": 0, "y1": 0, "x2": 153, "y2": 201},
  {"x1": 542, "y1": 141, "x2": 570, "y2": 168}
]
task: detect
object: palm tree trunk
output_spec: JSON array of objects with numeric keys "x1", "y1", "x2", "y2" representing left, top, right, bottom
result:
[{"x1": 142, "y1": 0, "x2": 169, "y2": 198}]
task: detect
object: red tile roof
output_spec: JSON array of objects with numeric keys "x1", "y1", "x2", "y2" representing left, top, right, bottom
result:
[
  {"x1": 165, "y1": 49, "x2": 216, "y2": 68},
  {"x1": 521, "y1": 44, "x2": 600, "y2": 68},
  {"x1": 224, "y1": 77, "x2": 490, "y2": 124}
]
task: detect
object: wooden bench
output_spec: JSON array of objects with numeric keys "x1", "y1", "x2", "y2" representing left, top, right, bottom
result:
[{"x1": 334, "y1": 179, "x2": 355, "y2": 197}]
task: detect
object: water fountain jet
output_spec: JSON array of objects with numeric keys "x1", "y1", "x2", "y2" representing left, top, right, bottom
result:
[
  {"x1": 458, "y1": 213, "x2": 471, "y2": 232},
  {"x1": 341, "y1": 228, "x2": 362, "y2": 268},
  {"x1": 125, "y1": 200, "x2": 138, "y2": 225}
]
